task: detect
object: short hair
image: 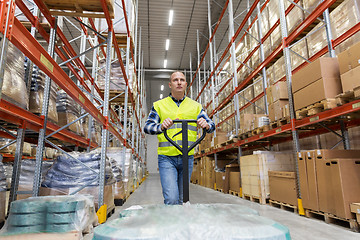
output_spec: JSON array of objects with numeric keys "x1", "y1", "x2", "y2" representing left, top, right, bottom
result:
[{"x1": 169, "y1": 71, "x2": 185, "y2": 82}]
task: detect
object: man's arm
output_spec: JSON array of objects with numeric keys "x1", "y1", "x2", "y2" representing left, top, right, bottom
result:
[
  {"x1": 143, "y1": 107, "x2": 163, "y2": 135},
  {"x1": 197, "y1": 109, "x2": 215, "y2": 133}
]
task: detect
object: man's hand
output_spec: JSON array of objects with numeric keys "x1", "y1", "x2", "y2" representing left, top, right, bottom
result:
[
  {"x1": 197, "y1": 117, "x2": 210, "y2": 130},
  {"x1": 161, "y1": 118, "x2": 174, "y2": 131}
]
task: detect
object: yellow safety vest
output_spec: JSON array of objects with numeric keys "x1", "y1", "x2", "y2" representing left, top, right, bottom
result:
[{"x1": 154, "y1": 96, "x2": 202, "y2": 156}]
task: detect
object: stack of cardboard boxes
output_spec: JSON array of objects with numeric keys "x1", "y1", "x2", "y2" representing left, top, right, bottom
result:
[
  {"x1": 240, "y1": 151, "x2": 295, "y2": 203},
  {"x1": 292, "y1": 58, "x2": 342, "y2": 111},
  {"x1": 338, "y1": 41, "x2": 360, "y2": 96},
  {"x1": 266, "y1": 81, "x2": 289, "y2": 122},
  {"x1": 297, "y1": 150, "x2": 360, "y2": 219}
]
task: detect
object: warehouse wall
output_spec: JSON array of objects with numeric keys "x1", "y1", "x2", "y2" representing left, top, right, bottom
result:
[{"x1": 146, "y1": 134, "x2": 159, "y2": 173}]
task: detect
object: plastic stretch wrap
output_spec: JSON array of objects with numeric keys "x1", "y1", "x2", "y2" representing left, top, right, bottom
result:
[
  {"x1": 306, "y1": 22, "x2": 327, "y2": 58},
  {"x1": 254, "y1": 77, "x2": 264, "y2": 97},
  {"x1": 290, "y1": 39, "x2": 309, "y2": 70},
  {"x1": 29, "y1": 64, "x2": 58, "y2": 123},
  {"x1": 286, "y1": 3, "x2": 304, "y2": 34},
  {"x1": 1, "y1": 42, "x2": 28, "y2": 110},
  {"x1": 98, "y1": 0, "x2": 135, "y2": 35},
  {"x1": 273, "y1": 57, "x2": 285, "y2": 82},
  {"x1": 303, "y1": 0, "x2": 321, "y2": 17},
  {"x1": 97, "y1": 60, "x2": 133, "y2": 91},
  {"x1": 0, "y1": 160, "x2": 6, "y2": 191},
  {"x1": 93, "y1": 204, "x2": 291, "y2": 240},
  {"x1": 255, "y1": 96, "x2": 266, "y2": 115},
  {"x1": 0, "y1": 195, "x2": 96, "y2": 235},
  {"x1": 42, "y1": 150, "x2": 115, "y2": 189},
  {"x1": 109, "y1": 157, "x2": 126, "y2": 200},
  {"x1": 3, "y1": 162, "x2": 13, "y2": 189},
  {"x1": 56, "y1": 90, "x2": 82, "y2": 135},
  {"x1": 330, "y1": 0, "x2": 360, "y2": 52}
]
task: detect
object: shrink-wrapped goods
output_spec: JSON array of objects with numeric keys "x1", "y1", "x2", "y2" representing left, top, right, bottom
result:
[
  {"x1": 56, "y1": 90, "x2": 82, "y2": 135},
  {"x1": 0, "y1": 160, "x2": 7, "y2": 223},
  {"x1": 330, "y1": 0, "x2": 360, "y2": 52},
  {"x1": 29, "y1": 64, "x2": 58, "y2": 123},
  {"x1": 97, "y1": 60, "x2": 133, "y2": 91},
  {"x1": 0, "y1": 195, "x2": 96, "y2": 235},
  {"x1": 306, "y1": 22, "x2": 328, "y2": 58},
  {"x1": 290, "y1": 39, "x2": 309, "y2": 70},
  {"x1": 1, "y1": 42, "x2": 28, "y2": 110},
  {"x1": 41, "y1": 150, "x2": 115, "y2": 210}
]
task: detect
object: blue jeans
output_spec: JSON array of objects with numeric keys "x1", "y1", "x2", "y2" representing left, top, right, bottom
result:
[{"x1": 158, "y1": 155, "x2": 194, "y2": 205}]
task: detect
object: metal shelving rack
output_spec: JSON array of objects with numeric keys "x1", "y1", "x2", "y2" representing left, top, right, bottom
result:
[
  {"x1": 191, "y1": 0, "x2": 360, "y2": 215},
  {"x1": 0, "y1": 0, "x2": 147, "y2": 216}
]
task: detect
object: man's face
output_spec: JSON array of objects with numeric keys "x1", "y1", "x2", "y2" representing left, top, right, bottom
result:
[{"x1": 169, "y1": 72, "x2": 187, "y2": 94}]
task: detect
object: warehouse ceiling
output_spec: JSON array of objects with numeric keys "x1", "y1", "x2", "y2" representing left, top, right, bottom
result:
[{"x1": 138, "y1": 0, "x2": 255, "y2": 108}]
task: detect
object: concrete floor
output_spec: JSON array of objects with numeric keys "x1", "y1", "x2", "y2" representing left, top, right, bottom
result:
[{"x1": 88, "y1": 173, "x2": 360, "y2": 240}]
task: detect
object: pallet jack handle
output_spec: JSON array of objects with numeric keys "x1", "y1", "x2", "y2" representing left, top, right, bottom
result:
[{"x1": 163, "y1": 119, "x2": 206, "y2": 203}]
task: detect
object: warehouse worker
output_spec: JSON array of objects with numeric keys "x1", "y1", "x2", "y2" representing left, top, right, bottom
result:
[{"x1": 144, "y1": 71, "x2": 215, "y2": 205}]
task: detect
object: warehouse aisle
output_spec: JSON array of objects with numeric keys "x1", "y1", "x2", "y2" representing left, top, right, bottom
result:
[{"x1": 98, "y1": 173, "x2": 359, "y2": 240}]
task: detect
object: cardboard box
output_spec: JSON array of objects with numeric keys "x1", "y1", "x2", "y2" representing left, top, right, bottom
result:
[
  {"x1": 214, "y1": 130, "x2": 228, "y2": 145},
  {"x1": 271, "y1": 81, "x2": 288, "y2": 103},
  {"x1": 337, "y1": 40, "x2": 360, "y2": 75},
  {"x1": 240, "y1": 151, "x2": 295, "y2": 199},
  {"x1": 350, "y1": 203, "x2": 360, "y2": 223},
  {"x1": 340, "y1": 65, "x2": 360, "y2": 92},
  {"x1": 292, "y1": 57, "x2": 340, "y2": 93},
  {"x1": 293, "y1": 77, "x2": 342, "y2": 110},
  {"x1": 229, "y1": 172, "x2": 241, "y2": 193},
  {"x1": 269, "y1": 171, "x2": 298, "y2": 206},
  {"x1": 316, "y1": 156, "x2": 335, "y2": 214},
  {"x1": 215, "y1": 171, "x2": 226, "y2": 190},
  {"x1": 305, "y1": 151, "x2": 320, "y2": 211},
  {"x1": 330, "y1": 158, "x2": 360, "y2": 219},
  {"x1": 297, "y1": 152, "x2": 315, "y2": 210},
  {"x1": 266, "y1": 86, "x2": 272, "y2": 105},
  {"x1": 269, "y1": 100, "x2": 289, "y2": 122},
  {"x1": 224, "y1": 164, "x2": 240, "y2": 194}
]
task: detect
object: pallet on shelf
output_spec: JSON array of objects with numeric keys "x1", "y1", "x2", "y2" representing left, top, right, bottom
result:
[
  {"x1": 270, "y1": 118, "x2": 290, "y2": 129},
  {"x1": 42, "y1": 0, "x2": 115, "y2": 18},
  {"x1": 269, "y1": 200, "x2": 298, "y2": 214},
  {"x1": 335, "y1": 88, "x2": 360, "y2": 106},
  {"x1": 243, "y1": 194, "x2": 267, "y2": 205},
  {"x1": 296, "y1": 98, "x2": 337, "y2": 119},
  {"x1": 305, "y1": 209, "x2": 360, "y2": 232},
  {"x1": 252, "y1": 125, "x2": 270, "y2": 135}
]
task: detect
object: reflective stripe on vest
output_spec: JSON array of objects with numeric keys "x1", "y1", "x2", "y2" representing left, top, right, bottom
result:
[
  {"x1": 154, "y1": 96, "x2": 202, "y2": 156},
  {"x1": 158, "y1": 141, "x2": 195, "y2": 147}
]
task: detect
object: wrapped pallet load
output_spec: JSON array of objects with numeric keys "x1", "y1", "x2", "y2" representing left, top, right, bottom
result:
[
  {"x1": 0, "y1": 160, "x2": 6, "y2": 223},
  {"x1": 109, "y1": 158, "x2": 126, "y2": 203},
  {"x1": 97, "y1": 59, "x2": 133, "y2": 91},
  {"x1": 0, "y1": 195, "x2": 97, "y2": 236},
  {"x1": 17, "y1": 159, "x2": 53, "y2": 200},
  {"x1": 56, "y1": 90, "x2": 82, "y2": 135},
  {"x1": 29, "y1": 64, "x2": 58, "y2": 123},
  {"x1": 41, "y1": 150, "x2": 115, "y2": 211},
  {"x1": 107, "y1": 147, "x2": 133, "y2": 197},
  {"x1": 1, "y1": 42, "x2": 28, "y2": 110}
]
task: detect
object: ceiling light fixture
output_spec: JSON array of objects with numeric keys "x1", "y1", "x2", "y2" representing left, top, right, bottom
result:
[
  {"x1": 169, "y1": 10, "x2": 174, "y2": 26},
  {"x1": 165, "y1": 39, "x2": 170, "y2": 50},
  {"x1": 160, "y1": 93, "x2": 163, "y2": 99},
  {"x1": 161, "y1": 84, "x2": 164, "y2": 91},
  {"x1": 164, "y1": 59, "x2": 167, "y2": 68}
]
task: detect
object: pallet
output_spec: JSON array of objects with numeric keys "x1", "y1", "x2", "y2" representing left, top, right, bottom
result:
[
  {"x1": 243, "y1": 194, "x2": 268, "y2": 205},
  {"x1": 114, "y1": 198, "x2": 126, "y2": 206},
  {"x1": 0, "y1": 230, "x2": 82, "y2": 240},
  {"x1": 296, "y1": 98, "x2": 337, "y2": 119},
  {"x1": 252, "y1": 125, "x2": 270, "y2": 135},
  {"x1": 42, "y1": 0, "x2": 115, "y2": 18},
  {"x1": 239, "y1": 131, "x2": 252, "y2": 139},
  {"x1": 107, "y1": 205, "x2": 116, "y2": 219},
  {"x1": 269, "y1": 200, "x2": 298, "y2": 213},
  {"x1": 229, "y1": 190, "x2": 240, "y2": 197},
  {"x1": 335, "y1": 88, "x2": 360, "y2": 106},
  {"x1": 305, "y1": 209, "x2": 360, "y2": 232},
  {"x1": 270, "y1": 117, "x2": 290, "y2": 129}
]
